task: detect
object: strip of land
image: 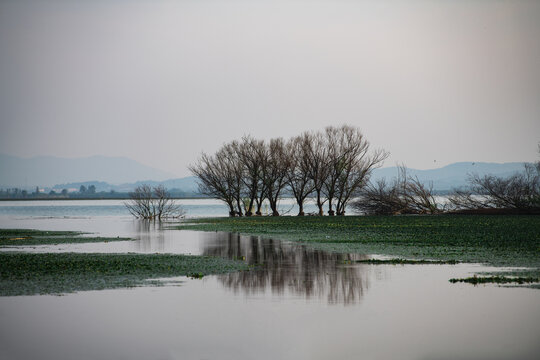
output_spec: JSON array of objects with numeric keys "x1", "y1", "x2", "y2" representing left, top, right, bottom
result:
[{"x1": 177, "y1": 215, "x2": 540, "y2": 285}]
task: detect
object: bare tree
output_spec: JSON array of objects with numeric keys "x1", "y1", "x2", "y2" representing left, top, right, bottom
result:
[
  {"x1": 399, "y1": 167, "x2": 441, "y2": 214},
  {"x1": 263, "y1": 138, "x2": 291, "y2": 216},
  {"x1": 352, "y1": 165, "x2": 441, "y2": 215},
  {"x1": 335, "y1": 148, "x2": 388, "y2": 215},
  {"x1": 352, "y1": 178, "x2": 408, "y2": 215},
  {"x1": 235, "y1": 136, "x2": 265, "y2": 216},
  {"x1": 254, "y1": 142, "x2": 270, "y2": 216},
  {"x1": 219, "y1": 142, "x2": 245, "y2": 217},
  {"x1": 449, "y1": 146, "x2": 540, "y2": 212},
  {"x1": 448, "y1": 164, "x2": 540, "y2": 211},
  {"x1": 304, "y1": 131, "x2": 330, "y2": 216},
  {"x1": 125, "y1": 184, "x2": 185, "y2": 220},
  {"x1": 285, "y1": 135, "x2": 315, "y2": 216},
  {"x1": 323, "y1": 125, "x2": 388, "y2": 216},
  {"x1": 189, "y1": 151, "x2": 238, "y2": 216}
]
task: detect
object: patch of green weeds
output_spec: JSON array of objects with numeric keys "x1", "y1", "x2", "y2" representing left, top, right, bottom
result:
[
  {"x1": 449, "y1": 275, "x2": 540, "y2": 285},
  {"x1": 0, "y1": 252, "x2": 249, "y2": 296},
  {"x1": 354, "y1": 258, "x2": 460, "y2": 265},
  {"x1": 177, "y1": 215, "x2": 540, "y2": 268},
  {"x1": 0, "y1": 229, "x2": 132, "y2": 247}
]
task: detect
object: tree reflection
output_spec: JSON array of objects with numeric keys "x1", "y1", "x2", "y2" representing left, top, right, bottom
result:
[{"x1": 200, "y1": 232, "x2": 372, "y2": 305}]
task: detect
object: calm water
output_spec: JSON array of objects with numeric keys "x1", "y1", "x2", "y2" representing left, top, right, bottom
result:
[{"x1": 1, "y1": 200, "x2": 539, "y2": 360}]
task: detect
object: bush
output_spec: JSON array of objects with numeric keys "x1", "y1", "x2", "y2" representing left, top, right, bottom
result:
[{"x1": 124, "y1": 185, "x2": 185, "y2": 220}]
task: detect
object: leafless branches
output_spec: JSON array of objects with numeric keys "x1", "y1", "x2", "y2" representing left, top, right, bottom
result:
[
  {"x1": 190, "y1": 125, "x2": 388, "y2": 216},
  {"x1": 124, "y1": 185, "x2": 185, "y2": 220},
  {"x1": 264, "y1": 138, "x2": 291, "y2": 216},
  {"x1": 285, "y1": 135, "x2": 315, "y2": 216},
  {"x1": 189, "y1": 151, "x2": 238, "y2": 216},
  {"x1": 448, "y1": 164, "x2": 540, "y2": 211},
  {"x1": 352, "y1": 165, "x2": 441, "y2": 215},
  {"x1": 326, "y1": 126, "x2": 389, "y2": 216}
]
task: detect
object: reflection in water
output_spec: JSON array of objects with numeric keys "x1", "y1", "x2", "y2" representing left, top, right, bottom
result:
[
  {"x1": 200, "y1": 232, "x2": 373, "y2": 305},
  {"x1": 133, "y1": 220, "x2": 165, "y2": 253}
]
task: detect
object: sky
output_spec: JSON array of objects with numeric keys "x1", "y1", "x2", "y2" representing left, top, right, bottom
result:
[{"x1": 1, "y1": 0, "x2": 539, "y2": 177}]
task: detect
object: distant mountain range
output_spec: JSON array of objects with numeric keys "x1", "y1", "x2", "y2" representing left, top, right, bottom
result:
[
  {"x1": 0, "y1": 154, "x2": 177, "y2": 187},
  {"x1": 370, "y1": 162, "x2": 528, "y2": 191},
  {"x1": 0, "y1": 153, "x2": 530, "y2": 193}
]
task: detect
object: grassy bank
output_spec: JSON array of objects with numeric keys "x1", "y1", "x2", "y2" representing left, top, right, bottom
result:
[
  {"x1": 177, "y1": 215, "x2": 540, "y2": 274},
  {"x1": 0, "y1": 252, "x2": 250, "y2": 296},
  {"x1": 0, "y1": 229, "x2": 132, "y2": 247}
]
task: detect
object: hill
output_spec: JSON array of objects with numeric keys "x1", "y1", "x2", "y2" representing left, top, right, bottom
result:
[
  {"x1": 0, "y1": 154, "x2": 177, "y2": 187},
  {"x1": 370, "y1": 162, "x2": 528, "y2": 191}
]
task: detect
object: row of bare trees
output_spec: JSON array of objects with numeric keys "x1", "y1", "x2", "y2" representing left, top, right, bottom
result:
[{"x1": 190, "y1": 125, "x2": 388, "y2": 216}]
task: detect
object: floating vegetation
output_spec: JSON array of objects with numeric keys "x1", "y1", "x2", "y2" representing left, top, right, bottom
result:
[
  {"x1": 0, "y1": 229, "x2": 132, "y2": 247},
  {"x1": 354, "y1": 259, "x2": 459, "y2": 265},
  {"x1": 188, "y1": 272, "x2": 205, "y2": 279},
  {"x1": 0, "y1": 252, "x2": 250, "y2": 296},
  {"x1": 449, "y1": 275, "x2": 540, "y2": 285}
]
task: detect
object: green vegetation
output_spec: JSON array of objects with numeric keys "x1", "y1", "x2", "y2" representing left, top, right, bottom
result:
[
  {"x1": 0, "y1": 252, "x2": 250, "y2": 296},
  {"x1": 178, "y1": 215, "x2": 540, "y2": 268},
  {"x1": 354, "y1": 259, "x2": 460, "y2": 265},
  {"x1": 449, "y1": 275, "x2": 540, "y2": 285},
  {"x1": 0, "y1": 229, "x2": 132, "y2": 247},
  {"x1": 179, "y1": 215, "x2": 540, "y2": 286}
]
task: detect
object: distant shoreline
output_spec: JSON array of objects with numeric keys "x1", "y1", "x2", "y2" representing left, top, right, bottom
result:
[{"x1": 0, "y1": 196, "x2": 211, "y2": 201}]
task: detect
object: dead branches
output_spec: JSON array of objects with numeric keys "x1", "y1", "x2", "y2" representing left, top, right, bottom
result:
[{"x1": 124, "y1": 185, "x2": 185, "y2": 220}]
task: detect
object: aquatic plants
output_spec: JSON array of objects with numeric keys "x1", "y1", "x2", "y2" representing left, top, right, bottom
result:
[
  {"x1": 177, "y1": 215, "x2": 540, "y2": 268},
  {"x1": 0, "y1": 252, "x2": 249, "y2": 296},
  {"x1": 449, "y1": 275, "x2": 540, "y2": 285},
  {"x1": 355, "y1": 259, "x2": 460, "y2": 265},
  {"x1": 0, "y1": 229, "x2": 132, "y2": 247}
]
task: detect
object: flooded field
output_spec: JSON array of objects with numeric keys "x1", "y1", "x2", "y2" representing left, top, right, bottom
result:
[{"x1": 1, "y1": 200, "x2": 539, "y2": 360}]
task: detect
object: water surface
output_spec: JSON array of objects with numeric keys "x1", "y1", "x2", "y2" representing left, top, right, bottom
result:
[{"x1": 1, "y1": 200, "x2": 539, "y2": 360}]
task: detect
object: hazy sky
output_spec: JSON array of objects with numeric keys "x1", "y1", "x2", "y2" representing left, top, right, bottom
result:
[{"x1": 1, "y1": 0, "x2": 539, "y2": 177}]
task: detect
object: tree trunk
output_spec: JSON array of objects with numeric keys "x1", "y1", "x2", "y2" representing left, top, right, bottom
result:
[
  {"x1": 297, "y1": 202, "x2": 304, "y2": 216},
  {"x1": 328, "y1": 199, "x2": 335, "y2": 216},
  {"x1": 236, "y1": 199, "x2": 243, "y2": 217},
  {"x1": 269, "y1": 197, "x2": 280, "y2": 216},
  {"x1": 316, "y1": 190, "x2": 324, "y2": 216},
  {"x1": 228, "y1": 202, "x2": 236, "y2": 217}
]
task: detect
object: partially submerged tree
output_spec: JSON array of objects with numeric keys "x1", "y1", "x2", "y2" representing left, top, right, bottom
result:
[{"x1": 125, "y1": 185, "x2": 185, "y2": 220}]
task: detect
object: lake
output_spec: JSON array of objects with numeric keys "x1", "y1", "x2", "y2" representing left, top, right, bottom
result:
[{"x1": 1, "y1": 200, "x2": 539, "y2": 360}]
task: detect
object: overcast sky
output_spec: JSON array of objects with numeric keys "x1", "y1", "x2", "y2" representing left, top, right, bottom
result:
[{"x1": 1, "y1": 0, "x2": 539, "y2": 177}]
